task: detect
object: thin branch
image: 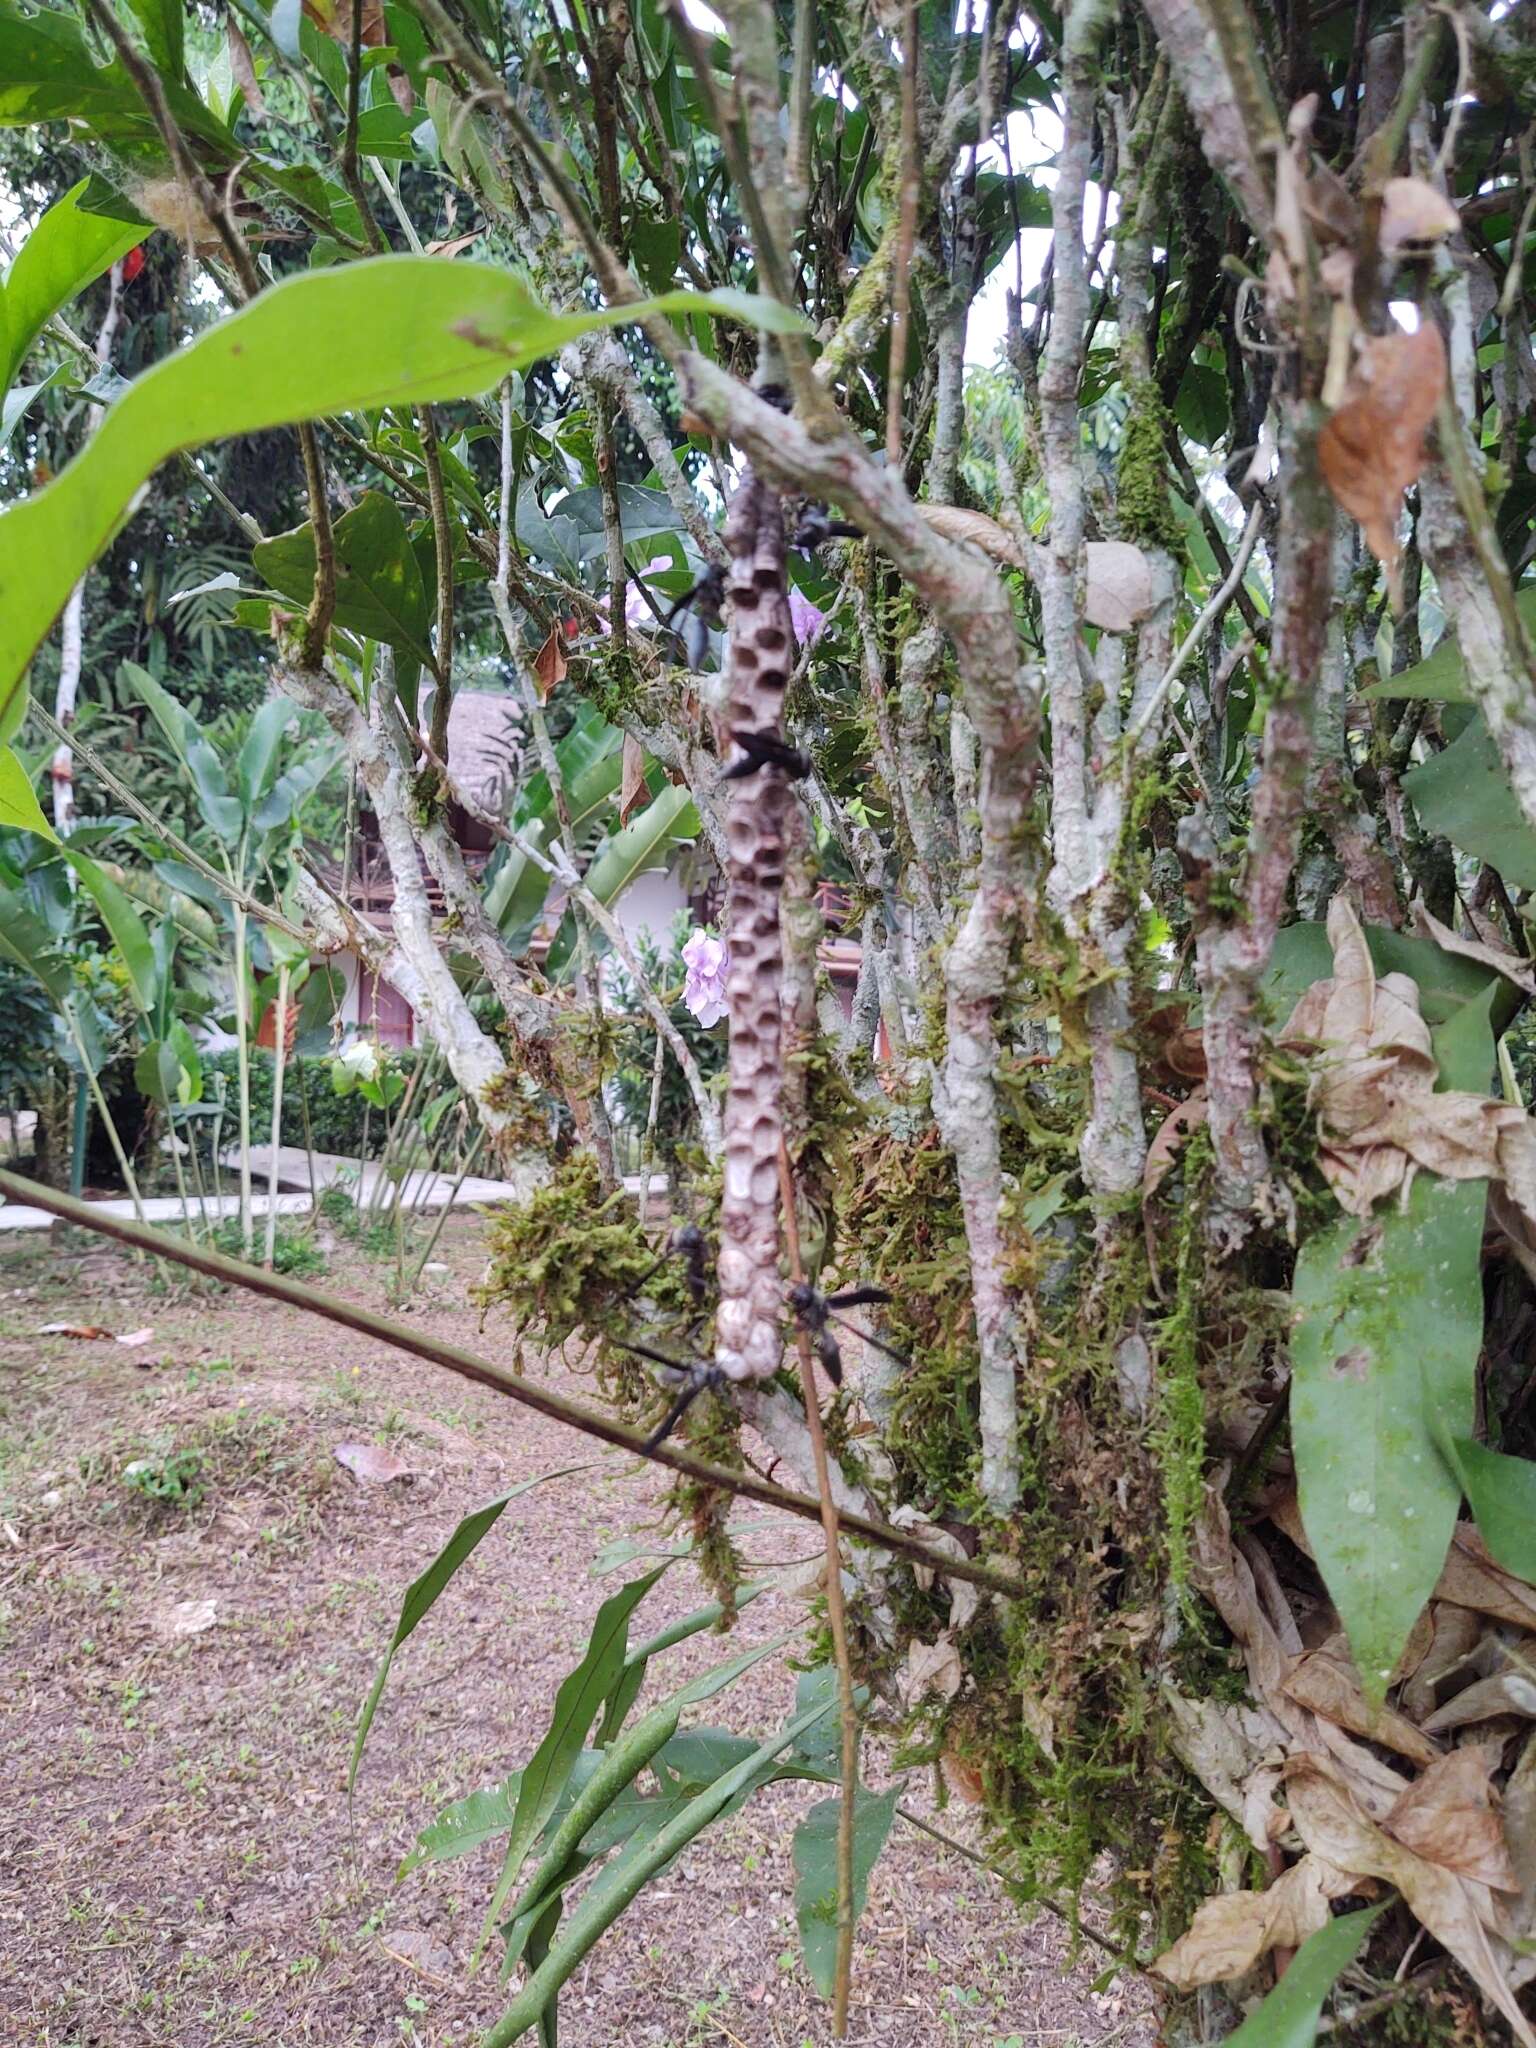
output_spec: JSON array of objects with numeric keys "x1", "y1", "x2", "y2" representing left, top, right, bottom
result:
[
  {"x1": 0, "y1": 1168, "x2": 1025, "y2": 1598},
  {"x1": 886, "y1": 1, "x2": 921, "y2": 469}
]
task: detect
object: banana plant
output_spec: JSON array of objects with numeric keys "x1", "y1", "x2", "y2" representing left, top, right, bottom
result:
[{"x1": 118, "y1": 662, "x2": 339, "y2": 1254}]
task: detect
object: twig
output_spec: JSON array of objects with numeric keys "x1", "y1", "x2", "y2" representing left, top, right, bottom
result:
[
  {"x1": 0, "y1": 1166, "x2": 1025, "y2": 1597},
  {"x1": 298, "y1": 424, "x2": 337, "y2": 668},
  {"x1": 341, "y1": 0, "x2": 386, "y2": 251},
  {"x1": 419, "y1": 404, "x2": 456, "y2": 749},
  {"x1": 886, "y1": 0, "x2": 921, "y2": 469},
  {"x1": 777, "y1": 1138, "x2": 858, "y2": 2036},
  {"x1": 1123, "y1": 498, "x2": 1266, "y2": 754}
]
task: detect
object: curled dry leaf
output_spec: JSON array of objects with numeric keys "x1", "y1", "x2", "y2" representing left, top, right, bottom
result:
[
  {"x1": 1282, "y1": 895, "x2": 1536, "y2": 1220},
  {"x1": 1318, "y1": 323, "x2": 1447, "y2": 606},
  {"x1": 1144, "y1": 1089, "x2": 1209, "y2": 1204},
  {"x1": 940, "y1": 1750, "x2": 986, "y2": 1804},
  {"x1": 618, "y1": 733, "x2": 649, "y2": 825},
  {"x1": 1282, "y1": 1649, "x2": 1440, "y2": 1768},
  {"x1": 903, "y1": 1635, "x2": 963, "y2": 1704},
  {"x1": 333, "y1": 1441, "x2": 417, "y2": 1485},
  {"x1": 1083, "y1": 540, "x2": 1156, "y2": 634},
  {"x1": 1380, "y1": 176, "x2": 1461, "y2": 257},
  {"x1": 1423, "y1": 1670, "x2": 1536, "y2": 1736},
  {"x1": 1164, "y1": 1686, "x2": 1286, "y2": 1846},
  {"x1": 1288, "y1": 1756, "x2": 1536, "y2": 2046},
  {"x1": 532, "y1": 623, "x2": 569, "y2": 700},
  {"x1": 1414, "y1": 903, "x2": 1536, "y2": 995},
  {"x1": 227, "y1": 21, "x2": 267, "y2": 118},
  {"x1": 1384, "y1": 1742, "x2": 1519, "y2": 1891},
  {"x1": 1152, "y1": 1852, "x2": 1365, "y2": 1989},
  {"x1": 917, "y1": 504, "x2": 1028, "y2": 572}
]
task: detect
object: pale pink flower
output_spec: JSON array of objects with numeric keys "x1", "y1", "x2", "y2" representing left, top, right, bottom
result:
[
  {"x1": 681, "y1": 929, "x2": 730, "y2": 1027},
  {"x1": 789, "y1": 589, "x2": 827, "y2": 646}
]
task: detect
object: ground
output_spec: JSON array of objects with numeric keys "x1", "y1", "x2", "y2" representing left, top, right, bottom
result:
[{"x1": 0, "y1": 1215, "x2": 1153, "y2": 2048}]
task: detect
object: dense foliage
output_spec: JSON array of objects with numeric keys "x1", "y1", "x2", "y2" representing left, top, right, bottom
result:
[{"x1": 14, "y1": 0, "x2": 1536, "y2": 2043}]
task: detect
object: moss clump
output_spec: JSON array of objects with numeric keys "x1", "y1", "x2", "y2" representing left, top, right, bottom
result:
[
  {"x1": 668, "y1": 1389, "x2": 747, "y2": 1626},
  {"x1": 1116, "y1": 381, "x2": 1183, "y2": 551}
]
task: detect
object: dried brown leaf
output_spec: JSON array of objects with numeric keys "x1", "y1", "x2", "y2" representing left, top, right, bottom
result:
[
  {"x1": 940, "y1": 1750, "x2": 986, "y2": 1804},
  {"x1": 618, "y1": 733, "x2": 649, "y2": 825},
  {"x1": 1282, "y1": 1650, "x2": 1441, "y2": 1767},
  {"x1": 1084, "y1": 540, "x2": 1155, "y2": 634},
  {"x1": 532, "y1": 624, "x2": 568, "y2": 700},
  {"x1": 1384, "y1": 1743, "x2": 1518, "y2": 1890},
  {"x1": 1380, "y1": 176, "x2": 1461, "y2": 256},
  {"x1": 1423, "y1": 1672, "x2": 1536, "y2": 1736},
  {"x1": 1413, "y1": 905, "x2": 1536, "y2": 995},
  {"x1": 1152, "y1": 1853, "x2": 1364, "y2": 1989},
  {"x1": 903, "y1": 1636, "x2": 963, "y2": 1703},
  {"x1": 1319, "y1": 324, "x2": 1448, "y2": 604},
  {"x1": 226, "y1": 21, "x2": 267, "y2": 117},
  {"x1": 917, "y1": 504, "x2": 1028, "y2": 571},
  {"x1": 1144, "y1": 1089, "x2": 1208, "y2": 1203},
  {"x1": 1441, "y1": 1527, "x2": 1536, "y2": 1633},
  {"x1": 333, "y1": 1441, "x2": 417, "y2": 1485},
  {"x1": 1302, "y1": 161, "x2": 1362, "y2": 245},
  {"x1": 1288, "y1": 1756, "x2": 1536, "y2": 2045},
  {"x1": 1165, "y1": 1686, "x2": 1286, "y2": 1844}
]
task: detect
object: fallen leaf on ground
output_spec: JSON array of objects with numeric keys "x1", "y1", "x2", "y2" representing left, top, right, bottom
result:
[
  {"x1": 381, "y1": 1927, "x2": 457, "y2": 1982},
  {"x1": 1152, "y1": 1852, "x2": 1364, "y2": 1989},
  {"x1": 1288, "y1": 1756, "x2": 1536, "y2": 2045},
  {"x1": 116, "y1": 1328, "x2": 155, "y2": 1348},
  {"x1": 333, "y1": 1442, "x2": 418, "y2": 1485},
  {"x1": 1423, "y1": 1671, "x2": 1536, "y2": 1735},
  {"x1": 1164, "y1": 1686, "x2": 1285, "y2": 1845},
  {"x1": 37, "y1": 1323, "x2": 116, "y2": 1340},
  {"x1": 1384, "y1": 1742, "x2": 1519, "y2": 1890},
  {"x1": 1319, "y1": 323, "x2": 1447, "y2": 605},
  {"x1": 155, "y1": 1597, "x2": 219, "y2": 1640},
  {"x1": 1282, "y1": 1649, "x2": 1440, "y2": 1766}
]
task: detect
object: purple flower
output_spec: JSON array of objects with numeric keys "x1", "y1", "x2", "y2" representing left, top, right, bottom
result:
[
  {"x1": 681, "y1": 928, "x2": 730, "y2": 1027},
  {"x1": 789, "y1": 588, "x2": 827, "y2": 646}
]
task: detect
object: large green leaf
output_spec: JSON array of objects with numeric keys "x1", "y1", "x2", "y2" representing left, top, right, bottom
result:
[
  {"x1": 1403, "y1": 713, "x2": 1536, "y2": 889},
  {"x1": 1224, "y1": 1906, "x2": 1385, "y2": 2048},
  {"x1": 1291, "y1": 988, "x2": 1497, "y2": 1700},
  {"x1": 0, "y1": 258, "x2": 804, "y2": 699},
  {"x1": 543, "y1": 784, "x2": 699, "y2": 979},
  {"x1": 236, "y1": 697, "x2": 293, "y2": 814},
  {"x1": 117, "y1": 661, "x2": 243, "y2": 840},
  {"x1": 792, "y1": 1785, "x2": 901, "y2": 1998},
  {"x1": 0, "y1": 885, "x2": 69, "y2": 1004},
  {"x1": 125, "y1": 0, "x2": 182, "y2": 76},
  {"x1": 0, "y1": 3, "x2": 147, "y2": 130},
  {"x1": 1362, "y1": 589, "x2": 1536, "y2": 704},
  {"x1": 0, "y1": 178, "x2": 147, "y2": 396},
  {"x1": 63, "y1": 847, "x2": 156, "y2": 1010},
  {"x1": 349, "y1": 1466, "x2": 585, "y2": 1791},
  {"x1": 0, "y1": 745, "x2": 55, "y2": 839},
  {"x1": 253, "y1": 492, "x2": 436, "y2": 671}
]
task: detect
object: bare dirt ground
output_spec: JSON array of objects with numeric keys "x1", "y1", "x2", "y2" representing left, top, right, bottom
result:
[{"x1": 0, "y1": 1216, "x2": 1153, "y2": 2048}]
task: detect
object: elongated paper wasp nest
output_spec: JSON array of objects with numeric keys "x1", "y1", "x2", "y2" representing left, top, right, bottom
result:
[{"x1": 714, "y1": 468, "x2": 794, "y2": 1382}]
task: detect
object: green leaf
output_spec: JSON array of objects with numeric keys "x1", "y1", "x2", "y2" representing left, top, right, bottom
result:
[
  {"x1": 543, "y1": 785, "x2": 699, "y2": 979},
  {"x1": 0, "y1": 5, "x2": 145, "y2": 131},
  {"x1": 2, "y1": 178, "x2": 146, "y2": 396},
  {"x1": 481, "y1": 1565, "x2": 672, "y2": 1953},
  {"x1": 349, "y1": 1466, "x2": 586, "y2": 1791},
  {"x1": 1, "y1": 360, "x2": 72, "y2": 452},
  {"x1": 1224, "y1": 1906, "x2": 1385, "y2": 2048},
  {"x1": 62, "y1": 847, "x2": 156, "y2": 1009},
  {"x1": 1362, "y1": 590, "x2": 1536, "y2": 704},
  {"x1": 118, "y1": 663, "x2": 244, "y2": 840},
  {"x1": 481, "y1": 1690, "x2": 838, "y2": 2048},
  {"x1": 399, "y1": 1773, "x2": 524, "y2": 1878},
  {"x1": 0, "y1": 257, "x2": 806, "y2": 699},
  {"x1": 1174, "y1": 362, "x2": 1229, "y2": 449},
  {"x1": 1291, "y1": 987, "x2": 1497, "y2": 1701},
  {"x1": 236, "y1": 697, "x2": 293, "y2": 813},
  {"x1": 792, "y1": 1784, "x2": 901, "y2": 1998},
  {"x1": 0, "y1": 885, "x2": 69, "y2": 1004},
  {"x1": 1265, "y1": 918, "x2": 1518, "y2": 1030},
  {"x1": 1443, "y1": 1436, "x2": 1536, "y2": 1584},
  {"x1": 253, "y1": 492, "x2": 435, "y2": 670},
  {"x1": 1403, "y1": 713, "x2": 1536, "y2": 889},
  {"x1": 125, "y1": 0, "x2": 182, "y2": 79},
  {"x1": 0, "y1": 745, "x2": 55, "y2": 840}
]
